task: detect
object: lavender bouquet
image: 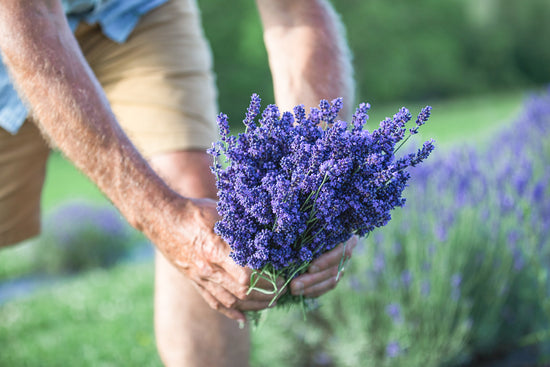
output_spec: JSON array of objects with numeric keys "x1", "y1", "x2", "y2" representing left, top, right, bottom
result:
[{"x1": 208, "y1": 94, "x2": 434, "y2": 309}]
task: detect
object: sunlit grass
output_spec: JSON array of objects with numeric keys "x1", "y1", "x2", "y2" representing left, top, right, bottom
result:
[
  {"x1": 41, "y1": 153, "x2": 109, "y2": 210},
  {"x1": 367, "y1": 89, "x2": 527, "y2": 149},
  {"x1": 0, "y1": 262, "x2": 161, "y2": 367}
]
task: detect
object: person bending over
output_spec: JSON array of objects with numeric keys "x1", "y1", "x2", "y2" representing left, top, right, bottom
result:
[{"x1": 0, "y1": 0, "x2": 355, "y2": 365}]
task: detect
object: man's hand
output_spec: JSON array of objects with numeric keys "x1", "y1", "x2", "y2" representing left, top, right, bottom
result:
[
  {"x1": 158, "y1": 196, "x2": 282, "y2": 323},
  {"x1": 290, "y1": 236, "x2": 357, "y2": 298}
]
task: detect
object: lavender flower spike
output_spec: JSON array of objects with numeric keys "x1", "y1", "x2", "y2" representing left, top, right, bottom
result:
[{"x1": 411, "y1": 105, "x2": 432, "y2": 134}]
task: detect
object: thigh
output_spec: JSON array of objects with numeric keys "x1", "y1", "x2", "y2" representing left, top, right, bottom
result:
[{"x1": 0, "y1": 121, "x2": 50, "y2": 247}]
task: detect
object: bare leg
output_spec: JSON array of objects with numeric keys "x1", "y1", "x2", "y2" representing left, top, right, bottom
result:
[{"x1": 149, "y1": 150, "x2": 250, "y2": 367}]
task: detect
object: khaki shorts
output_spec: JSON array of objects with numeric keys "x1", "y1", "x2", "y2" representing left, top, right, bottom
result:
[{"x1": 0, "y1": 0, "x2": 218, "y2": 247}]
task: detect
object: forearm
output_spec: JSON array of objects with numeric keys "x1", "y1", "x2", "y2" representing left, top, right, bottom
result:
[
  {"x1": 256, "y1": 0, "x2": 354, "y2": 118},
  {"x1": 0, "y1": 1, "x2": 182, "y2": 240}
]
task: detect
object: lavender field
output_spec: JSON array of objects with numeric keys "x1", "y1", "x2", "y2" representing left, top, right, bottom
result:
[{"x1": 251, "y1": 88, "x2": 550, "y2": 366}]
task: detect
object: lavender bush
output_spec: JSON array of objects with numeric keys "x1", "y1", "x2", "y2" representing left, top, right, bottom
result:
[
  {"x1": 251, "y1": 88, "x2": 550, "y2": 366},
  {"x1": 35, "y1": 201, "x2": 139, "y2": 274},
  {"x1": 209, "y1": 94, "x2": 434, "y2": 306}
]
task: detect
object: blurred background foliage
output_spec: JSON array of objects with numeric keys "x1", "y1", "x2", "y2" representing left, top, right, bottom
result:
[{"x1": 198, "y1": 0, "x2": 550, "y2": 121}]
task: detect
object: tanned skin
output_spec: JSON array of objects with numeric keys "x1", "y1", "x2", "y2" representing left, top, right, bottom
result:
[
  {"x1": 257, "y1": 0, "x2": 354, "y2": 117},
  {"x1": 0, "y1": 0, "x2": 355, "y2": 349}
]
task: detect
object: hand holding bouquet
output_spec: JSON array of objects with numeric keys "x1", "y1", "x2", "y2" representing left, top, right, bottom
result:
[{"x1": 208, "y1": 94, "x2": 434, "y2": 312}]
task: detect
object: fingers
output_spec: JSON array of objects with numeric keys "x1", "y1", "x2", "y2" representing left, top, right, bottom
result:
[
  {"x1": 196, "y1": 236, "x2": 357, "y2": 316},
  {"x1": 189, "y1": 259, "x2": 287, "y2": 322},
  {"x1": 246, "y1": 272, "x2": 287, "y2": 300},
  {"x1": 193, "y1": 236, "x2": 284, "y2": 303},
  {"x1": 290, "y1": 266, "x2": 340, "y2": 297},
  {"x1": 183, "y1": 240, "x2": 289, "y2": 320},
  {"x1": 308, "y1": 237, "x2": 357, "y2": 273},
  {"x1": 193, "y1": 283, "x2": 246, "y2": 322},
  {"x1": 194, "y1": 280, "x2": 279, "y2": 323},
  {"x1": 290, "y1": 237, "x2": 358, "y2": 298},
  {"x1": 217, "y1": 256, "x2": 282, "y2": 301},
  {"x1": 206, "y1": 263, "x2": 285, "y2": 303}
]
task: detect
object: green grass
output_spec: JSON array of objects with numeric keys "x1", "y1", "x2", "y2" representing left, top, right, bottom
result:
[
  {"x1": 0, "y1": 262, "x2": 162, "y2": 367},
  {"x1": 0, "y1": 90, "x2": 531, "y2": 365},
  {"x1": 42, "y1": 153, "x2": 109, "y2": 211},
  {"x1": 0, "y1": 241, "x2": 37, "y2": 281},
  {"x1": 366, "y1": 89, "x2": 527, "y2": 148}
]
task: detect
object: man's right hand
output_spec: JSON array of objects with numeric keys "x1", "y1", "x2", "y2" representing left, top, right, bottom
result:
[{"x1": 156, "y1": 196, "x2": 282, "y2": 323}]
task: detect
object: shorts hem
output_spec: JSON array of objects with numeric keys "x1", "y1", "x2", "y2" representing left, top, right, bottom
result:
[{"x1": 0, "y1": 226, "x2": 40, "y2": 248}]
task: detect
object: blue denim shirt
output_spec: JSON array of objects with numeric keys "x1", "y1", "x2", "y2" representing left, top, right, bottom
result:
[{"x1": 0, "y1": 0, "x2": 169, "y2": 134}]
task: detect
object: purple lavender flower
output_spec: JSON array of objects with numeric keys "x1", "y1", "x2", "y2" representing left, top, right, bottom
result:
[
  {"x1": 508, "y1": 244, "x2": 525, "y2": 272},
  {"x1": 434, "y1": 224, "x2": 448, "y2": 242},
  {"x1": 386, "y1": 341, "x2": 402, "y2": 358},
  {"x1": 386, "y1": 302, "x2": 403, "y2": 323},
  {"x1": 373, "y1": 252, "x2": 386, "y2": 273},
  {"x1": 313, "y1": 351, "x2": 333, "y2": 366},
  {"x1": 410, "y1": 106, "x2": 432, "y2": 135},
  {"x1": 401, "y1": 269, "x2": 413, "y2": 289},
  {"x1": 451, "y1": 273, "x2": 462, "y2": 300},
  {"x1": 451, "y1": 273, "x2": 462, "y2": 288},
  {"x1": 348, "y1": 276, "x2": 363, "y2": 292},
  {"x1": 47, "y1": 201, "x2": 127, "y2": 246},
  {"x1": 392, "y1": 242, "x2": 403, "y2": 255},
  {"x1": 421, "y1": 280, "x2": 431, "y2": 296}
]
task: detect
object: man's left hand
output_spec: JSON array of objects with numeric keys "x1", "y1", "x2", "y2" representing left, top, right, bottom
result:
[{"x1": 290, "y1": 235, "x2": 357, "y2": 298}]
